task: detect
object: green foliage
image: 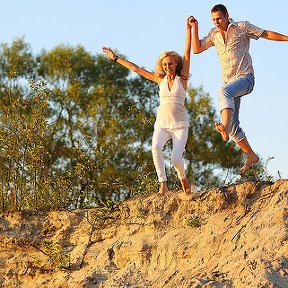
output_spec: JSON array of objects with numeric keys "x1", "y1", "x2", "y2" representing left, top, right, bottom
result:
[
  {"x1": 237, "y1": 156, "x2": 275, "y2": 183},
  {"x1": 129, "y1": 171, "x2": 159, "y2": 197},
  {"x1": 0, "y1": 36, "x2": 35, "y2": 80},
  {"x1": 136, "y1": 199, "x2": 147, "y2": 219},
  {"x1": 185, "y1": 215, "x2": 203, "y2": 227},
  {"x1": 87, "y1": 199, "x2": 116, "y2": 226},
  {"x1": 42, "y1": 239, "x2": 71, "y2": 270}
]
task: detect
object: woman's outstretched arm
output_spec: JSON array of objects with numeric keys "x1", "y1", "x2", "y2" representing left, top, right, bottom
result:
[{"x1": 102, "y1": 47, "x2": 159, "y2": 83}]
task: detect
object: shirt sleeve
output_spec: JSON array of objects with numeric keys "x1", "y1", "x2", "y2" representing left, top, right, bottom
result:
[
  {"x1": 242, "y1": 21, "x2": 265, "y2": 39},
  {"x1": 200, "y1": 29, "x2": 215, "y2": 49}
]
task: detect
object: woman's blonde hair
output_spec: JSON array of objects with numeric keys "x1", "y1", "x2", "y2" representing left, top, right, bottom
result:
[{"x1": 155, "y1": 51, "x2": 183, "y2": 77}]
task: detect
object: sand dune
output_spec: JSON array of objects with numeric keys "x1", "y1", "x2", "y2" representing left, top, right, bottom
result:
[{"x1": 0, "y1": 180, "x2": 287, "y2": 287}]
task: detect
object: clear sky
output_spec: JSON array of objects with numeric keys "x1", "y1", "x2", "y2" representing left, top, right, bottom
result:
[{"x1": 1, "y1": 0, "x2": 288, "y2": 179}]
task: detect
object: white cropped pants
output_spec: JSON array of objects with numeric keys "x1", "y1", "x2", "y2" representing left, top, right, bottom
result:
[{"x1": 151, "y1": 126, "x2": 188, "y2": 182}]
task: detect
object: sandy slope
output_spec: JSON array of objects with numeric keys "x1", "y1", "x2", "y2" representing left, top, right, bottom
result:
[{"x1": 0, "y1": 180, "x2": 288, "y2": 287}]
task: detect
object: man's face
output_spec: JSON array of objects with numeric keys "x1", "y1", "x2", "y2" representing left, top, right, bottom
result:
[{"x1": 211, "y1": 10, "x2": 229, "y2": 31}]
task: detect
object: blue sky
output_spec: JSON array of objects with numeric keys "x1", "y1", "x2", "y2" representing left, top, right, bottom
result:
[{"x1": 1, "y1": 0, "x2": 288, "y2": 179}]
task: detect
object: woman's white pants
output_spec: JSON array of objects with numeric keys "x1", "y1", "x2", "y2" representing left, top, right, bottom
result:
[{"x1": 151, "y1": 126, "x2": 188, "y2": 182}]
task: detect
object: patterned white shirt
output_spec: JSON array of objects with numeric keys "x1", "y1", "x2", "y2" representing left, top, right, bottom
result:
[{"x1": 201, "y1": 19, "x2": 264, "y2": 83}]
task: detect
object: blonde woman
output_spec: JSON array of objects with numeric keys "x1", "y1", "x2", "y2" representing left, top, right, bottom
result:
[{"x1": 102, "y1": 16, "x2": 195, "y2": 196}]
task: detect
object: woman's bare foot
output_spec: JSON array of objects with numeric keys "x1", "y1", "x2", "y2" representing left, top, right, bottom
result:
[
  {"x1": 157, "y1": 181, "x2": 168, "y2": 196},
  {"x1": 215, "y1": 121, "x2": 229, "y2": 142},
  {"x1": 181, "y1": 177, "x2": 191, "y2": 194},
  {"x1": 240, "y1": 153, "x2": 260, "y2": 174}
]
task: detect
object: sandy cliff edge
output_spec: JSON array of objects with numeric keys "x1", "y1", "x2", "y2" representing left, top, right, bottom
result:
[{"x1": 0, "y1": 180, "x2": 288, "y2": 287}]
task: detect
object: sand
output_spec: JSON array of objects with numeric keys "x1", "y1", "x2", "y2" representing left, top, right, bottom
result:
[{"x1": 0, "y1": 180, "x2": 288, "y2": 287}]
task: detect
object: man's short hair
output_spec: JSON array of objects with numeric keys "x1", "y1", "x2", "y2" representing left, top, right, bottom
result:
[{"x1": 211, "y1": 4, "x2": 228, "y2": 16}]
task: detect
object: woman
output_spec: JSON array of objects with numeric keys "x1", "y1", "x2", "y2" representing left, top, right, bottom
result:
[{"x1": 102, "y1": 16, "x2": 194, "y2": 196}]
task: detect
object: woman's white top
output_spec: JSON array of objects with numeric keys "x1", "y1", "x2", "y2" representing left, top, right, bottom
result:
[{"x1": 155, "y1": 75, "x2": 189, "y2": 129}]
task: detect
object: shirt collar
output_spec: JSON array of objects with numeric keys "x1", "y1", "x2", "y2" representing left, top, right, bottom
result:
[
  {"x1": 228, "y1": 18, "x2": 236, "y2": 28},
  {"x1": 215, "y1": 18, "x2": 236, "y2": 34}
]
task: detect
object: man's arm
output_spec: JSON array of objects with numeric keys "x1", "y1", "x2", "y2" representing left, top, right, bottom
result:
[
  {"x1": 261, "y1": 30, "x2": 288, "y2": 41},
  {"x1": 190, "y1": 16, "x2": 207, "y2": 54}
]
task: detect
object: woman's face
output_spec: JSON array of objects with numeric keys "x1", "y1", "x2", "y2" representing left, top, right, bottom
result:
[{"x1": 162, "y1": 55, "x2": 177, "y2": 76}]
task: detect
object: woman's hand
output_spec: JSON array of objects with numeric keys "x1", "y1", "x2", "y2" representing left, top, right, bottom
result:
[
  {"x1": 187, "y1": 15, "x2": 197, "y2": 27},
  {"x1": 102, "y1": 47, "x2": 117, "y2": 61}
]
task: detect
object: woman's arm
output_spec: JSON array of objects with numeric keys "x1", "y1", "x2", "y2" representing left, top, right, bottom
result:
[
  {"x1": 102, "y1": 47, "x2": 159, "y2": 83},
  {"x1": 180, "y1": 16, "x2": 193, "y2": 90}
]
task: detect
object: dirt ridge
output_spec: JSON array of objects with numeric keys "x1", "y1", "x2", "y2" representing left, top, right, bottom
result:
[{"x1": 0, "y1": 180, "x2": 287, "y2": 287}]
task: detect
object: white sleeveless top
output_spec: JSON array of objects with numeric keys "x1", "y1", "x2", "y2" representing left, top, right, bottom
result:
[{"x1": 155, "y1": 75, "x2": 189, "y2": 129}]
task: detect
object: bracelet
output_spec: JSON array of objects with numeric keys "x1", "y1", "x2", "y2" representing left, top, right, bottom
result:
[{"x1": 112, "y1": 55, "x2": 118, "y2": 61}]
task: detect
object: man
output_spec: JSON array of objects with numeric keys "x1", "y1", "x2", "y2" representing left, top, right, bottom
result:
[{"x1": 190, "y1": 4, "x2": 288, "y2": 174}]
